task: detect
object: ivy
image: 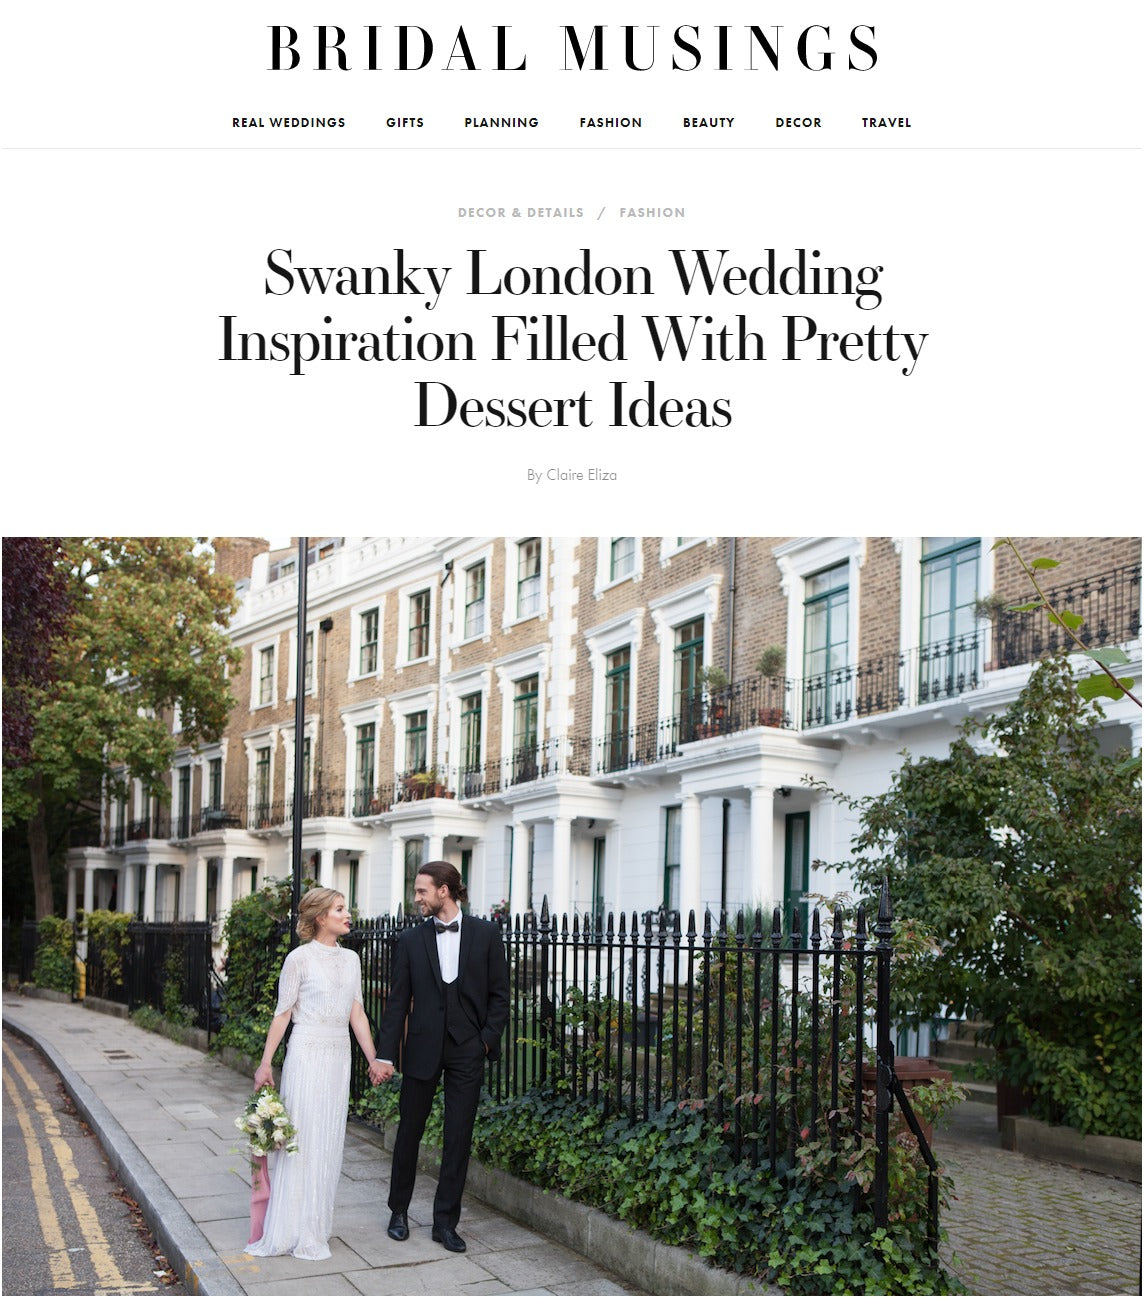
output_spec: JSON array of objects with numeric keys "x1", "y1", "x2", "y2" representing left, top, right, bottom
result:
[
  {"x1": 32, "y1": 915, "x2": 74, "y2": 993},
  {"x1": 213, "y1": 877, "x2": 294, "y2": 1060}
]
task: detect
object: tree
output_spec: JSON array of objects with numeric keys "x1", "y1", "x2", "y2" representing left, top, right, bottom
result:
[
  {"x1": 819, "y1": 654, "x2": 1141, "y2": 1139},
  {"x1": 2, "y1": 538, "x2": 241, "y2": 918}
]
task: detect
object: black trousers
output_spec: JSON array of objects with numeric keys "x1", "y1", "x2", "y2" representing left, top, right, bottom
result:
[{"x1": 388, "y1": 1034, "x2": 486, "y2": 1231}]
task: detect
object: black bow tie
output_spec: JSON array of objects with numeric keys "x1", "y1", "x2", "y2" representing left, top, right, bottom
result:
[{"x1": 434, "y1": 920, "x2": 459, "y2": 933}]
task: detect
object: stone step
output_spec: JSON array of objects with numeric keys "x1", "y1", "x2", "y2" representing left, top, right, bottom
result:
[{"x1": 959, "y1": 1079, "x2": 997, "y2": 1106}]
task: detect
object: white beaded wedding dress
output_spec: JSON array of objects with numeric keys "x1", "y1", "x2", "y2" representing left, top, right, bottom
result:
[{"x1": 245, "y1": 939, "x2": 362, "y2": 1260}]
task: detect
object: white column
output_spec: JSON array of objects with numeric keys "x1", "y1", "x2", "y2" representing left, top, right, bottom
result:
[
  {"x1": 428, "y1": 833, "x2": 444, "y2": 862},
  {"x1": 122, "y1": 861, "x2": 137, "y2": 917},
  {"x1": 680, "y1": 793, "x2": 702, "y2": 922},
  {"x1": 551, "y1": 816, "x2": 572, "y2": 920},
  {"x1": 510, "y1": 821, "x2": 529, "y2": 919},
  {"x1": 218, "y1": 854, "x2": 235, "y2": 921},
  {"x1": 82, "y1": 862, "x2": 95, "y2": 915},
  {"x1": 390, "y1": 835, "x2": 406, "y2": 914},
  {"x1": 141, "y1": 861, "x2": 156, "y2": 921},
  {"x1": 66, "y1": 865, "x2": 78, "y2": 919},
  {"x1": 193, "y1": 854, "x2": 208, "y2": 921},
  {"x1": 749, "y1": 786, "x2": 776, "y2": 909}
]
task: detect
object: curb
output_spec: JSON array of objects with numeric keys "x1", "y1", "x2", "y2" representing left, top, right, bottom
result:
[
  {"x1": 3, "y1": 1014, "x2": 244, "y2": 1296},
  {"x1": 1000, "y1": 1114, "x2": 1142, "y2": 1183},
  {"x1": 350, "y1": 1117, "x2": 775, "y2": 1296}
]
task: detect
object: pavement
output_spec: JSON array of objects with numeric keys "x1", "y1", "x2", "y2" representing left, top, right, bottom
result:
[{"x1": 2, "y1": 990, "x2": 1141, "y2": 1297}]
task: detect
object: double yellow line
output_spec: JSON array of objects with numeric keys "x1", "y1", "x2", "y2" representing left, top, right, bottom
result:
[{"x1": 2, "y1": 1038, "x2": 154, "y2": 1294}]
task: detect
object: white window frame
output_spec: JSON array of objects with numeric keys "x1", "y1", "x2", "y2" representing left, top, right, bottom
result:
[
  {"x1": 649, "y1": 577, "x2": 722, "y2": 723},
  {"x1": 595, "y1": 537, "x2": 642, "y2": 596},
  {"x1": 250, "y1": 639, "x2": 278, "y2": 710},
  {"x1": 585, "y1": 608, "x2": 644, "y2": 755},
  {"x1": 445, "y1": 666, "x2": 491, "y2": 774},
  {"x1": 243, "y1": 728, "x2": 277, "y2": 817},
  {"x1": 282, "y1": 719, "x2": 317, "y2": 803},
  {"x1": 340, "y1": 699, "x2": 384, "y2": 816},
  {"x1": 453, "y1": 547, "x2": 494, "y2": 645},
  {"x1": 494, "y1": 644, "x2": 550, "y2": 766},
  {"x1": 348, "y1": 598, "x2": 384, "y2": 682},
  {"x1": 774, "y1": 538, "x2": 867, "y2": 706},
  {"x1": 396, "y1": 579, "x2": 436, "y2": 668},
  {"x1": 387, "y1": 686, "x2": 438, "y2": 777},
  {"x1": 504, "y1": 537, "x2": 547, "y2": 628}
]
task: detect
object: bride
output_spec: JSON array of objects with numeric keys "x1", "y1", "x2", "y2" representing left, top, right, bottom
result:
[{"x1": 245, "y1": 886, "x2": 385, "y2": 1260}]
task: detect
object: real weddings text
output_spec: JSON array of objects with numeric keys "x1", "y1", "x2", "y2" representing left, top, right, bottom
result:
[{"x1": 219, "y1": 246, "x2": 930, "y2": 427}]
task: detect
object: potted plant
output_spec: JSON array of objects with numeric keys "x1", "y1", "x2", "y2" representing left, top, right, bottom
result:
[
  {"x1": 756, "y1": 645, "x2": 786, "y2": 725},
  {"x1": 697, "y1": 665, "x2": 730, "y2": 736}
]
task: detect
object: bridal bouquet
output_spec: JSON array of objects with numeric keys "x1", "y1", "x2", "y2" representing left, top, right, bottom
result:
[{"x1": 235, "y1": 1085, "x2": 299, "y2": 1161}]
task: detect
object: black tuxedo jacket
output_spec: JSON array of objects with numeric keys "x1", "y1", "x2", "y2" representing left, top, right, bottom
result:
[{"x1": 376, "y1": 915, "x2": 510, "y2": 1079}]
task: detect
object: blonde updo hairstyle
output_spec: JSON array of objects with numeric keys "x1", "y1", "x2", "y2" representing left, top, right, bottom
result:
[{"x1": 297, "y1": 886, "x2": 345, "y2": 942}]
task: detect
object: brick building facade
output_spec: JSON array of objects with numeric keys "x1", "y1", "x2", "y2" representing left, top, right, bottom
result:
[{"x1": 66, "y1": 535, "x2": 1142, "y2": 938}]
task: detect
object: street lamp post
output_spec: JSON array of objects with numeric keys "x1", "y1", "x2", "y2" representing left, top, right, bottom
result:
[{"x1": 290, "y1": 537, "x2": 308, "y2": 947}]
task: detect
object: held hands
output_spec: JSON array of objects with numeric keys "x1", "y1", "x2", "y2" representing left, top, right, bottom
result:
[{"x1": 370, "y1": 1059, "x2": 394, "y2": 1086}]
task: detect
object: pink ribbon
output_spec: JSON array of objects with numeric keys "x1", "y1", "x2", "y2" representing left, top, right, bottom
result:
[{"x1": 247, "y1": 1154, "x2": 271, "y2": 1244}]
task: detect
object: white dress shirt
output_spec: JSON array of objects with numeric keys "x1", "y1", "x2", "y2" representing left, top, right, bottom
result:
[{"x1": 436, "y1": 910, "x2": 461, "y2": 984}]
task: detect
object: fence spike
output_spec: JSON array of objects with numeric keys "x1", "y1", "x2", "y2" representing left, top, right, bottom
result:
[
  {"x1": 572, "y1": 912, "x2": 580, "y2": 938},
  {"x1": 878, "y1": 876, "x2": 893, "y2": 926},
  {"x1": 540, "y1": 895, "x2": 550, "y2": 924},
  {"x1": 811, "y1": 907, "x2": 822, "y2": 948},
  {"x1": 791, "y1": 906, "x2": 802, "y2": 946},
  {"x1": 686, "y1": 909, "x2": 697, "y2": 939},
  {"x1": 703, "y1": 909, "x2": 713, "y2": 937},
  {"x1": 735, "y1": 909, "x2": 745, "y2": 940},
  {"x1": 673, "y1": 909, "x2": 682, "y2": 937},
  {"x1": 618, "y1": 911, "x2": 627, "y2": 936},
  {"x1": 771, "y1": 906, "x2": 783, "y2": 945},
  {"x1": 561, "y1": 911, "x2": 569, "y2": 935},
  {"x1": 832, "y1": 906, "x2": 845, "y2": 946},
  {"x1": 607, "y1": 910, "x2": 614, "y2": 937},
  {"x1": 856, "y1": 905, "x2": 868, "y2": 939}
]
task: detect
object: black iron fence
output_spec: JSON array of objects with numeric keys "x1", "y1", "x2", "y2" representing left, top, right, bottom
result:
[
  {"x1": 84, "y1": 920, "x2": 219, "y2": 1037},
  {"x1": 340, "y1": 884, "x2": 939, "y2": 1244}
]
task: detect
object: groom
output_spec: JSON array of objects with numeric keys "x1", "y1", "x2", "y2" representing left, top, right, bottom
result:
[{"x1": 373, "y1": 861, "x2": 510, "y2": 1254}]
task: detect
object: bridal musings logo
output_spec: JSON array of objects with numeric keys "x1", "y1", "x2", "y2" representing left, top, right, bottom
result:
[{"x1": 267, "y1": 24, "x2": 879, "y2": 73}]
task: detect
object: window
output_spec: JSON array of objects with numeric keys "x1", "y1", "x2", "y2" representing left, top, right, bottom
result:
[
  {"x1": 354, "y1": 723, "x2": 375, "y2": 815},
  {"x1": 460, "y1": 692, "x2": 482, "y2": 777},
  {"x1": 803, "y1": 564, "x2": 851, "y2": 727},
  {"x1": 257, "y1": 645, "x2": 275, "y2": 706},
  {"x1": 408, "y1": 590, "x2": 430, "y2": 659},
  {"x1": 347, "y1": 858, "x2": 359, "y2": 910},
  {"x1": 517, "y1": 538, "x2": 542, "y2": 618},
  {"x1": 512, "y1": 675, "x2": 539, "y2": 783},
  {"x1": 177, "y1": 765, "x2": 191, "y2": 838},
  {"x1": 302, "y1": 631, "x2": 314, "y2": 693},
  {"x1": 404, "y1": 711, "x2": 428, "y2": 774},
  {"x1": 663, "y1": 807, "x2": 681, "y2": 912},
  {"x1": 463, "y1": 562, "x2": 486, "y2": 638},
  {"x1": 359, "y1": 607, "x2": 379, "y2": 675},
  {"x1": 609, "y1": 537, "x2": 636, "y2": 582},
  {"x1": 207, "y1": 757, "x2": 222, "y2": 810},
  {"x1": 920, "y1": 538, "x2": 981, "y2": 702},
  {"x1": 673, "y1": 618, "x2": 704, "y2": 742},
  {"x1": 603, "y1": 646, "x2": 630, "y2": 771},
  {"x1": 254, "y1": 746, "x2": 271, "y2": 822}
]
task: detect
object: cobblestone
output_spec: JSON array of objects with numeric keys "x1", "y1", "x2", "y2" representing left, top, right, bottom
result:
[{"x1": 934, "y1": 1102, "x2": 1141, "y2": 1295}]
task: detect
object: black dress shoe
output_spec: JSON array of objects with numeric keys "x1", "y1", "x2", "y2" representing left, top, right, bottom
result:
[
  {"x1": 432, "y1": 1226, "x2": 466, "y2": 1253},
  {"x1": 387, "y1": 1211, "x2": 409, "y2": 1241}
]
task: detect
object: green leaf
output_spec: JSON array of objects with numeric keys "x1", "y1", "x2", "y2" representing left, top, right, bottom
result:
[
  {"x1": 1030, "y1": 558, "x2": 1060, "y2": 570},
  {"x1": 1087, "y1": 647, "x2": 1131, "y2": 668},
  {"x1": 1010, "y1": 600, "x2": 1044, "y2": 612},
  {"x1": 1077, "y1": 675, "x2": 1135, "y2": 702}
]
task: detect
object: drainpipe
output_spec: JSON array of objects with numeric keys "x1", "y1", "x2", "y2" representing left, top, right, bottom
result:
[
  {"x1": 316, "y1": 617, "x2": 334, "y2": 800},
  {"x1": 726, "y1": 537, "x2": 737, "y2": 679}
]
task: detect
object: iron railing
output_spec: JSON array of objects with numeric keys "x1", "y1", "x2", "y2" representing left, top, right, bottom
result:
[{"x1": 342, "y1": 883, "x2": 939, "y2": 1247}]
